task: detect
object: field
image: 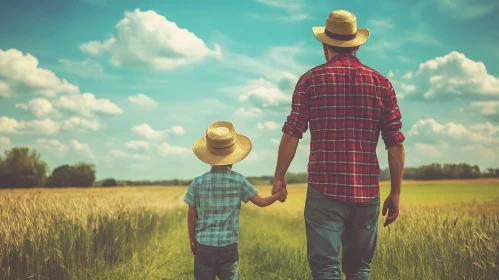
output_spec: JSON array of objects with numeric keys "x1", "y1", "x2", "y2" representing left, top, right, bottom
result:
[{"x1": 1, "y1": 179, "x2": 499, "y2": 280}]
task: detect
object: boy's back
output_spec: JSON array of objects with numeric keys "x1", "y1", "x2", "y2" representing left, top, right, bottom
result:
[{"x1": 184, "y1": 166, "x2": 257, "y2": 247}]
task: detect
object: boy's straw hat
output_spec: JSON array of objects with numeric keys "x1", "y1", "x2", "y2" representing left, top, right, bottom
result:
[
  {"x1": 312, "y1": 10, "x2": 370, "y2": 47},
  {"x1": 193, "y1": 121, "x2": 252, "y2": 166}
]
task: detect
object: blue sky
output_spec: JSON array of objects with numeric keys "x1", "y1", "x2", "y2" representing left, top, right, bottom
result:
[{"x1": 1, "y1": 0, "x2": 498, "y2": 180}]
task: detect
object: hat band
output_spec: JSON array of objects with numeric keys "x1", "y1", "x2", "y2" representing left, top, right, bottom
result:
[
  {"x1": 208, "y1": 143, "x2": 236, "y2": 156},
  {"x1": 325, "y1": 29, "x2": 357, "y2": 41}
]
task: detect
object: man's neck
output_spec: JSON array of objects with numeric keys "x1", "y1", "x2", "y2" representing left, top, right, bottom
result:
[{"x1": 327, "y1": 53, "x2": 356, "y2": 61}]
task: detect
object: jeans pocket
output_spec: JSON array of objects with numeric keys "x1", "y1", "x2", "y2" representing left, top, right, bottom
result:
[
  {"x1": 305, "y1": 191, "x2": 344, "y2": 232},
  {"x1": 355, "y1": 204, "x2": 380, "y2": 229},
  {"x1": 220, "y1": 248, "x2": 239, "y2": 263},
  {"x1": 195, "y1": 248, "x2": 215, "y2": 267}
]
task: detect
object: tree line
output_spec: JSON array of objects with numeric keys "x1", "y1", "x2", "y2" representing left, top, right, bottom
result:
[{"x1": 0, "y1": 146, "x2": 498, "y2": 189}]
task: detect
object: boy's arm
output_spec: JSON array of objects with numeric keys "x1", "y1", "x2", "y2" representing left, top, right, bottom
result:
[
  {"x1": 249, "y1": 193, "x2": 279, "y2": 207},
  {"x1": 187, "y1": 206, "x2": 197, "y2": 255}
]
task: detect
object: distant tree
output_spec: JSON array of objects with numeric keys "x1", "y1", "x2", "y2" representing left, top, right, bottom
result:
[
  {"x1": 46, "y1": 162, "x2": 96, "y2": 187},
  {"x1": 45, "y1": 165, "x2": 72, "y2": 187},
  {"x1": 71, "y1": 162, "x2": 96, "y2": 187},
  {"x1": 0, "y1": 147, "x2": 48, "y2": 188},
  {"x1": 102, "y1": 178, "x2": 117, "y2": 187}
]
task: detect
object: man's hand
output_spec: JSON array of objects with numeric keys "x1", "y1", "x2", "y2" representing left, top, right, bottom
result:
[
  {"x1": 190, "y1": 242, "x2": 197, "y2": 255},
  {"x1": 275, "y1": 188, "x2": 288, "y2": 202},
  {"x1": 382, "y1": 193, "x2": 400, "y2": 227},
  {"x1": 272, "y1": 179, "x2": 287, "y2": 202}
]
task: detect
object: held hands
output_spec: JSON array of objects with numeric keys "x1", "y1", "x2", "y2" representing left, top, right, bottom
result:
[
  {"x1": 276, "y1": 188, "x2": 288, "y2": 202},
  {"x1": 272, "y1": 179, "x2": 287, "y2": 202},
  {"x1": 382, "y1": 193, "x2": 400, "y2": 227}
]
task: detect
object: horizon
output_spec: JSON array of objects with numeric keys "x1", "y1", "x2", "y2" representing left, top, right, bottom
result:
[{"x1": 1, "y1": 0, "x2": 498, "y2": 181}]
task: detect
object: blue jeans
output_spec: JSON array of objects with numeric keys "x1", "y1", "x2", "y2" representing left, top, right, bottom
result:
[
  {"x1": 194, "y1": 242, "x2": 239, "y2": 280},
  {"x1": 304, "y1": 186, "x2": 380, "y2": 280}
]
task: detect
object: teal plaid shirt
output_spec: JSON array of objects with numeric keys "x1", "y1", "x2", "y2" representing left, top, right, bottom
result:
[{"x1": 184, "y1": 166, "x2": 258, "y2": 247}]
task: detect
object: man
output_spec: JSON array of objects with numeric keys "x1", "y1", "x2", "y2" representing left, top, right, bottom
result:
[{"x1": 272, "y1": 10, "x2": 406, "y2": 280}]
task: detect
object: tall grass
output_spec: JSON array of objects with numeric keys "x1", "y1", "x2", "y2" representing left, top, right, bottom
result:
[
  {"x1": 1, "y1": 182, "x2": 498, "y2": 279},
  {"x1": 0, "y1": 187, "x2": 185, "y2": 280}
]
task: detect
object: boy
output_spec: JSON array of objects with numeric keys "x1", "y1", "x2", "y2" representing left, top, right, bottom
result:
[{"x1": 184, "y1": 121, "x2": 287, "y2": 280}]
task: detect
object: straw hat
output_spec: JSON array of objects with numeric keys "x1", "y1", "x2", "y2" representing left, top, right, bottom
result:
[
  {"x1": 193, "y1": 121, "x2": 252, "y2": 166},
  {"x1": 312, "y1": 10, "x2": 370, "y2": 47}
]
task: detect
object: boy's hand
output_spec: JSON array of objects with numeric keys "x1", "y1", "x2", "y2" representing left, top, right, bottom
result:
[
  {"x1": 276, "y1": 188, "x2": 288, "y2": 202},
  {"x1": 272, "y1": 179, "x2": 287, "y2": 202},
  {"x1": 190, "y1": 242, "x2": 197, "y2": 255}
]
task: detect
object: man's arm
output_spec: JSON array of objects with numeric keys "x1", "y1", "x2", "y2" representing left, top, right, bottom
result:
[
  {"x1": 380, "y1": 82, "x2": 406, "y2": 227},
  {"x1": 272, "y1": 133, "x2": 299, "y2": 196},
  {"x1": 187, "y1": 206, "x2": 197, "y2": 254},
  {"x1": 273, "y1": 74, "x2": 309, "y2": 196},
  {"x1": 388, "y1": 143, "x2": 405, "y2": 195}
]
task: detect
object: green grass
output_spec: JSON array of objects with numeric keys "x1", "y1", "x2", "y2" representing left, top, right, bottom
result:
[{"x1": 1, "y1": 179, "x2": 499, "y2": 279}]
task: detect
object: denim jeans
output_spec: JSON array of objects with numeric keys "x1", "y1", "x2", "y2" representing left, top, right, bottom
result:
[
  {"x1": 194, "y1": 242, "x2": 239, "y2": 280},
  {"x1": 304, "y1": 186, "x2": 380, "y2": 280}
]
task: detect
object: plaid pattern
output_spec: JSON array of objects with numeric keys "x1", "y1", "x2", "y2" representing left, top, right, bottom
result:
[
  {"x1": 184, "y1": 166, "x2": 258, "y2": 247},
  {"x1": 282, "y1": 54, "x2": 405, "y2": 203}
]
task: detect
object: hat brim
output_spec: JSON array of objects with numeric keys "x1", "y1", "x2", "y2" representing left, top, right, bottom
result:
[
  {"x1": 192, "y1": 134, "x2": 252, "y2": 166},
  {"x1": 312, "y1": 27, "x2": 370, "y2": 47}
]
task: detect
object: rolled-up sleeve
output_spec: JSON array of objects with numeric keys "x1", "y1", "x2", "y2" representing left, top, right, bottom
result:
[
  {"x1": 282, "y1": 75, "x2": 309, "y2": 139},
  {"x1": 380, "y1": 83, "x2": 405, "y2": 149},
  {"x1": 184, "y1": 179, "x2": 196, "y2": 207}
]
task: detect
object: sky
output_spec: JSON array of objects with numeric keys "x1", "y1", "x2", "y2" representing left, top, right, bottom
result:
[{"x1": 0, "y1": 0, "x2": 498, "y2": 181}]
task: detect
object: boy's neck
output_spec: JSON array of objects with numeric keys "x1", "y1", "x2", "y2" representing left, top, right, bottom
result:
[{"x1": 212, "y1": 164, "x2": 233, "y2": 169}]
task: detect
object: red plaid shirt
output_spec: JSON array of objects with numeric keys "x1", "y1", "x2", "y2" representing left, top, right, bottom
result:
[{"x1": 282, "y1": 54, "x2": 405, "y2": 202}]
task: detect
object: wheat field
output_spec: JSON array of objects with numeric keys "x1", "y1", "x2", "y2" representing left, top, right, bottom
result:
[{"x1": 1, "y1": 179, "x2": 499, "y2": 280}]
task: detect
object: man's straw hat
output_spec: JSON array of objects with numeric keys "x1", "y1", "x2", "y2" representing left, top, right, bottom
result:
[
  {"x1": 193, "y1": 121, "x2": 252, "y2": 166},
  {"x1": 312, "y1": 10, "x2": 370, "y2": 47}
]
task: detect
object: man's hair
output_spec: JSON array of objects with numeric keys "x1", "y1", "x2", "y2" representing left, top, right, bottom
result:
[{"x1": 326, "y1": 44, "x2": 358, "y2": 54}]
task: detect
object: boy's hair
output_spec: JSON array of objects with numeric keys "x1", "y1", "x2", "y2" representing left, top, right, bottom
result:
[{"x1": 326, "y1": 44, "x2": 358, "y2": 54}]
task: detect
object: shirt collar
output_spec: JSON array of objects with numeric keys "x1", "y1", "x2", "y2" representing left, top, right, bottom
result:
[
  {"x1": 210, "y1": 166, "x2": 231, "y2": 172},
  {"x1": 327, "y1": 54, "x2": 360, "y2": 63}
]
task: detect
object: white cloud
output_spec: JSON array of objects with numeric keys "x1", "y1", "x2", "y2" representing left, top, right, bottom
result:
[
  {"x1": 0, "y1": 48, "x2": 79, "y2": 98},
  {"x1": 0, "y1": 136, "x2": 11, "y2": 149},
  {"x1": 80, "y1": 9, "x2": 222, "y2": 70},
  {"x1": 414, "y1": 51, "x2": 499, "y2": 100},
  {"x1": 0, "y1": 116, "x2": 60, "y2": 135},
  {"x1": 110, "y1": 149, "x2": 149, "y2": 161},
  {"x1": 234, "y1": 108, "x2": 264, "y2": 118},
  {"x1": 403, "y1": 72, "x2": 413, "y2": 79},
  {"x1": 222, "y1": 44, "x2": 309, "y2": 83},
  {"x1": 61, "y1": 117, "x2": 100, "y2": 132},
  {"x1": 233, "y1": 78, "x2": 291, "y2": 107},
  {"x1": 158, "y1": 142, "x2": 189, "y2": 155},
  {"x1": 408, "y1": 118, "x2": 499, "y2": 145},
  {"x1": 36, "y1": 138, "x2": 69, "y2": 153},
  {"x1": 57, "y1": 58, "x2": 109, "y2": 78},
  {"x1": 54, "y1": 92, "x2": 123, "y2": 117},
  {"x1": 169, "y1": 126, "x2": 185, "y2": 136},
  {"x1": 128, "y1": 93, "x2": 158, "y2": 109},
  {"x1": 131, "y1": 124, "x2": 167, "y2": 140},
  {"x1": 271, "y1": 138, "x2": 280, "y2": 145},
  {"x1": 438, "y1": 0, "x2": 498, "y2": 19},
  {"x1": 368, "y1": 19, "x2": 394, "y2": 32},
  {"x1": 470, "y1": 101, "x2": 499, "y2": 116},
  {"x1": 414, "y1": 142, "x2": 442, "y2": 159},
  {"x1": 257, "y1": 121, "x2": 281, "y2": 130},
  {"x1": 124, "y1": 140, "x2": 150, "y2": 151},
  {"x1": 255, "y1": 0, "x2": 309, "y2": 21},
  {"x1": 70, "y1": 140, "x2": 96, "y2": 160},
  {"x1": 16, "y1": 98, "x2": 57, "y2": 119}
]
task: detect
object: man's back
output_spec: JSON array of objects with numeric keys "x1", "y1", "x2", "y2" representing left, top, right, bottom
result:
[{"x1": 282, "y1": 54, "x2": 405, "y2": 202}]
